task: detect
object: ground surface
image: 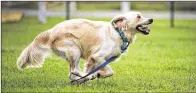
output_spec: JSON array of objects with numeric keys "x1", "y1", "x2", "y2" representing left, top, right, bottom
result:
[{"x1": 2, "y1": 17, "x2": 196, "y2": 92}]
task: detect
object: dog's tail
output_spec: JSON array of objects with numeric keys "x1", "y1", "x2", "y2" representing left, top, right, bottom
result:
[{"x1": 17, "y1": 30, "x2": 52, "y2": 70}]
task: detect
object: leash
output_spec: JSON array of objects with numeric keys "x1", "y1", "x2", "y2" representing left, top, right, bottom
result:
[
  {"x1": 70, "y1": 56, "x2": 118, "y2": 84},
  {"x1": 70, "y1": 28, "x2": 130, "y2": 84}
]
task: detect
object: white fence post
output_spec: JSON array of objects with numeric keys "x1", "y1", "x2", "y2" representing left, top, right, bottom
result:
[
  {"x1": 70, "y1": 1, "x2": 77, "y2": 13},
  {"x1": 121, "y1": 1, "x2": 130, "y2": 13},
  {"x1": 38, "y1": 1, "x2": 46, "y2": 24}
]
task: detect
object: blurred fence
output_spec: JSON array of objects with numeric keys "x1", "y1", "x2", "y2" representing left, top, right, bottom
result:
[{"x1": 2, "y1": 1, "x2": 196, "y2": 20}]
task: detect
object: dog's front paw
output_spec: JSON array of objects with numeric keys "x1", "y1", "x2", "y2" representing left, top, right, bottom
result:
[
  {"x1": 84, "y1": 73, "x2": 97, "y2": 80},
  {"x1": 69, "y1": 72, "x2": 82, "y2": 81},
  {"x1": 89, "y1": 74, "x2": 97, "y2": 80}
]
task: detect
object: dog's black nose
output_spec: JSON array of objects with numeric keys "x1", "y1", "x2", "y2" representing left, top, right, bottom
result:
[{"x1": 149, "y1": 19, "x2": 153, "y2": 23}]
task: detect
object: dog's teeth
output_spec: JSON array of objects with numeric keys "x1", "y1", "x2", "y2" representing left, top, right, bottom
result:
[
  {"x1": 139, "y1": 27, "x2": 143, "y2": 30},
  {"x1": 143, "y1": 25, "x2": 148, "y2": 27}
]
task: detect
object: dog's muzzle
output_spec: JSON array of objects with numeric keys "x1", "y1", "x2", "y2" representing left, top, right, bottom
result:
[{"x1": 136, "y1": 19, "x2": 153, "y2": 35}]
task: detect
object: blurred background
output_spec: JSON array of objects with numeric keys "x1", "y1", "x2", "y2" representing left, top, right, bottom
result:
[
  {"x1": 2, "y1": 1, "x2": 196, "y2": 25},
  {"x1": 2, "y1": 1, "x2": 196, "y2": 92}
]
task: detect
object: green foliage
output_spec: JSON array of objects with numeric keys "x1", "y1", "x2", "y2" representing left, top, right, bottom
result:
[{"x1": 2, "y1": 17, "x2": 196, "y2": 92}]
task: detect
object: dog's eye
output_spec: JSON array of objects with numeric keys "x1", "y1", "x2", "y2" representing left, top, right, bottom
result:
[{"x1": 137, "y1": 15, "x2": 141, "y2": 18}]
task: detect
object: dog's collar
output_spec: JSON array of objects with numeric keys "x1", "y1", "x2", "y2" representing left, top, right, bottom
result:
[{"x1": 114, "y1": 28, "x2": 130, "y2": 53}]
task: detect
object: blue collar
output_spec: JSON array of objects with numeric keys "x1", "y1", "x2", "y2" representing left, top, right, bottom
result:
[{"x1": 115, "y1": 28, "x2": 130, "y2": 53}]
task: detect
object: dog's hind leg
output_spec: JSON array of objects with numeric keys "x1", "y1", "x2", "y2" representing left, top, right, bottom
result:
[
  {"x1": 66, "y1": 43, "x2": 83, "y2": 81},
  {"x1": 52, "y1": 39, "x2": 83, "y2": 81}
]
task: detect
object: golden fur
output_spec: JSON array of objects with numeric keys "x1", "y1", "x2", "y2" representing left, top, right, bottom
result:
[{"x1": 17, "y1": 11, "x2": 153, "y2": 84}]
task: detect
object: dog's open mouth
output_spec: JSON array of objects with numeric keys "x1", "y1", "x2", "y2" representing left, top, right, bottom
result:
[{"x1": 136, "y1": 23, "x2": 151, "y2": 35}]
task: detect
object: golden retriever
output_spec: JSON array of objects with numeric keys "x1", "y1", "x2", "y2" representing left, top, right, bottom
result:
[{"x1": 17, "y1": 11, "x2": 153, "y2": 84}]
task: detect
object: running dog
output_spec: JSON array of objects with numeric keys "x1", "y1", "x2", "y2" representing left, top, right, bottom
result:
[{"x1": 17, "y1": 11, "x2": 153, "y2": 84}]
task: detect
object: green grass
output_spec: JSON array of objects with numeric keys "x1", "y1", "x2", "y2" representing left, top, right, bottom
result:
[{"x1": 2, "y1": 17, "x2": 196, "y2": 92}]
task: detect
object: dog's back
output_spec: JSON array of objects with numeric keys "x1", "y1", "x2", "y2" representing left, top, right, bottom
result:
[{"x1": 17, "y1": 19, "x2": 108, "y2": 70}]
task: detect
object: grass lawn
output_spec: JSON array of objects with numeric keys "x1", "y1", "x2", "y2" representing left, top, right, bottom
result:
[{"x1": 2, "y1": 17, "x2": 196, "y2": 92}]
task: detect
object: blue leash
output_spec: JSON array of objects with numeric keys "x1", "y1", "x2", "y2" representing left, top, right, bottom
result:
[
  {"x1": 80, "y1": 56, "x2": 118, "y2": 78},
  {"x1": 71, "y1": 56, "x2": 118, "y2": 84},
  {"x1": 70, "y1": 28, "x2": 130, "y2": 84}
]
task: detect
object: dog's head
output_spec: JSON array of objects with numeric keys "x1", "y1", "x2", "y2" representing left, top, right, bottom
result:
[{"x1": 111, "y1": 11, "x2": 153, "y2": 35}]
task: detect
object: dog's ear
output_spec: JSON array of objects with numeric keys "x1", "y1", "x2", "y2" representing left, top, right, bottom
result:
[{"x1": 111, "y1": 15, "x2": 128, "y2": 31}]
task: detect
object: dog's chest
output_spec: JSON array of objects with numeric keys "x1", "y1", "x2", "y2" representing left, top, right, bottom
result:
[{"x1": 100, "y1": 38, "x2": 121, "y2": 59}]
